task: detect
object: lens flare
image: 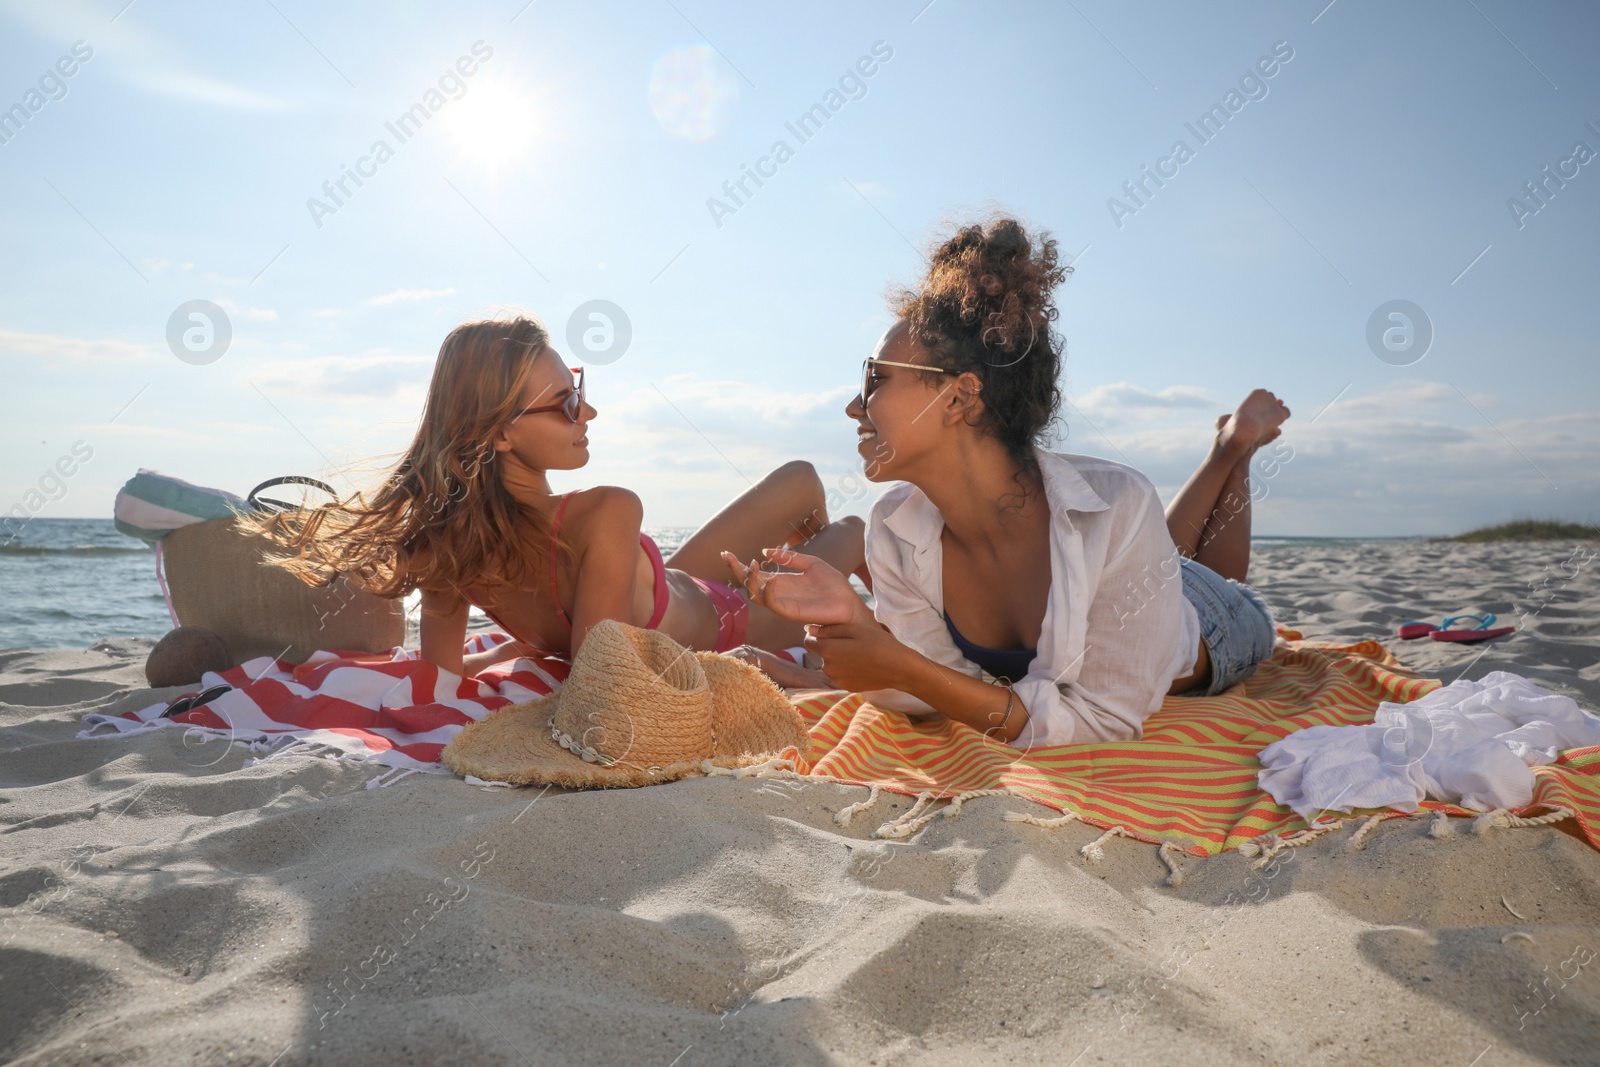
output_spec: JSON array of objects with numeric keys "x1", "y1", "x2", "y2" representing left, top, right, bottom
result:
[{"x1": 647, "y1": 45, "x2": 739, "y2": 143}]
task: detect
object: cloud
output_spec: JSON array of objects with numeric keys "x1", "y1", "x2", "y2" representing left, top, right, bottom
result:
[
  {"x1": 605, "y1": 376, "x2": 860, "y2": 471},
  {"x1": 0, "y1": 0, "x2": 296, "y2": 112},
  {"x1": 1075, "y1": 381, "x2": 1214, "y2": 411},
  {"x1": 365, "y1": 288, "x2": 459, "y2": 307},
  {"x1": 247, "y1": 351, "x2": 435, "y2": 398},
  {"x1": 215, "y1": 298, "x2": 277, "y2": 321},
  {"x1": 564, "y1": 376, "x2": 878, "y2": 522},
  {"x1": 83, "y1": 365, "x2": 1588, "y2": 536},
  {"x1": 1059, "y1": 380, "x2": 1600, "y2": 536},
  {"x1": 253, "y1": 369, "x2": 867, "y2": 523},
  {"x1": 0, "y1": 328, "x2": 152, "y2": 363},
  {"x1": 645, "y1": 375, "x2": 856, "y2": 422}
]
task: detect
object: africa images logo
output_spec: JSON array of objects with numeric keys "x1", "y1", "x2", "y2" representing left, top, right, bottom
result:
[
  {"x1": 305, "y1": 42, "x2": 494, "y2": 229},
  {"x1": 1106, "y1": 40, "x2": 1294, "y2": 229},
  {"x1": 705, "y1": 41, "x2": 894, "y2": 229},
  {"x1": 0, "y1": 40, "x2": 94, "y2": 148}
]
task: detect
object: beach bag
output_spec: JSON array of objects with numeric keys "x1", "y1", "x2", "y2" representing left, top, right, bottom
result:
[{"x1": 115, "y1": 472, "x2": 405, "y2": 665}]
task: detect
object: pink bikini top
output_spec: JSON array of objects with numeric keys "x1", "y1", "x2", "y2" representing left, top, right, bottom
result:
[
  {"x1": 464, "y1": 491, "x2": 669, "y2": 655},
  {"x1": 547, "y1": 491, "x2": 670, "y2": 632}
]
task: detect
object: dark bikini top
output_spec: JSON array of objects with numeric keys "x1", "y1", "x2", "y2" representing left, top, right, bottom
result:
[{"x1": 942, "y1": 611, "x2": 1037, "y2": 683}]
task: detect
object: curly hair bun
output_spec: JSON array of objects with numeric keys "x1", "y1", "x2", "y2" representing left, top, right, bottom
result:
[{"x1": 891, "y1": 215, "x2": 1070, "y2": 469}]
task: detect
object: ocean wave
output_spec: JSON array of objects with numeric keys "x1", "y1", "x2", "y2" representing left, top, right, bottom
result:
[{"x1": 0, "y1": 544, "x2": 151, "y2": 557}]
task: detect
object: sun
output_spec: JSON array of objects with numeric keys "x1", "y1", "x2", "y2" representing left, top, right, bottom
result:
[{"x1": 442, "y1": 75, "x2": 542, "y2": 177}]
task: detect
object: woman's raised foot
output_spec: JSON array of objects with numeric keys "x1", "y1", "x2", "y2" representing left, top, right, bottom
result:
[{"x1": 1216, "y1": 389, "x2": 1290, "y2": 459}]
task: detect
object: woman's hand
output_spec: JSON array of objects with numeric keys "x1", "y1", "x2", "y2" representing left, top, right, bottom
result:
[
  {"x1": 809, "y1": 624, "x2": 1030, "y2": 742},
  {"x1": 721, "y1": 548, "x2": 868, "y2": 625},
  {"x1": 460, "y1": 639, "x2": 535, "y2": 679},
  {"x1": 801, "y1": 620, "x2": 914, "y2": 693}
]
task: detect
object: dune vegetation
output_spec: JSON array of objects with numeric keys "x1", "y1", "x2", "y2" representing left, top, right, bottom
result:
[{"x1": 1447, "y1": 519, "x2": 1600, "y2": 542}]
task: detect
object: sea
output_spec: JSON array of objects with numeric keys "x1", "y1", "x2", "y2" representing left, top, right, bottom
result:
[
  {"x1": 0, "y1": 519, "x2": 1402, "y2": 652},
  {"x1": 0, "y1": 519, "x2": 700, "y2": 652}
]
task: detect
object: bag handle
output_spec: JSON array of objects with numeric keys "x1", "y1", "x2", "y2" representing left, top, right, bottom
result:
[{"x1": 247, "y1": 476, "x2": 338, "y2": 514}]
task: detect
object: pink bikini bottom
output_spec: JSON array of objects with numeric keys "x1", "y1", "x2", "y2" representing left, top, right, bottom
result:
[
  {"x1": 640, "y1": 537, "x2": 746, "y2": 652},
  {"x1": 690, "y1": 576, "x2": 750, "y2": 653}
]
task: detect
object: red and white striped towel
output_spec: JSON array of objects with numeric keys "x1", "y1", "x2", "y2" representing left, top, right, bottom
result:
[
  {"x1": 79, "y1": 633, "x2": 567, "y2": 785},
  {"x1": 80, "y1": 634, "x2": 807, "y2": 786}
]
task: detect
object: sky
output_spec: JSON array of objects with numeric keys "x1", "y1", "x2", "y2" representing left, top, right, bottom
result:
[{"x1": 2, "y1": 0, "x2": 1597, "y2": 537}]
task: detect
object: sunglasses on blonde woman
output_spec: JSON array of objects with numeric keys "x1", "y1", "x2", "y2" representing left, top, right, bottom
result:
[
  {"x1": 514, "y1": 367, "x2": 586, "y2": 423},
  {"x1": 860, "y1": 357, "x2": 952, "y2": 404}
]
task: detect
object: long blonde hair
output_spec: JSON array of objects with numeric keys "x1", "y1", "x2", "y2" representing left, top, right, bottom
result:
[{"x1": 246, "y1": 315, "x2": 563, "y2": 607}]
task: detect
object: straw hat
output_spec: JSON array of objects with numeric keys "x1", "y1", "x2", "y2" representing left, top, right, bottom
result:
[{"x1": 441, "y1": 619, "x2": 808, "y2": 789}]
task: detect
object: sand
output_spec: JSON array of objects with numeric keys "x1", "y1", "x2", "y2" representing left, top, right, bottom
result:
[{"x1": 3, "y1": 538, "x2": 1599, "y2": 1066}]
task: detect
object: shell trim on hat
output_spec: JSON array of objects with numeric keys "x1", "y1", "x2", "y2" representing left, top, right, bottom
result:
[{"x1": 549, "y1": 716, "x2": 618, "y2": 765}]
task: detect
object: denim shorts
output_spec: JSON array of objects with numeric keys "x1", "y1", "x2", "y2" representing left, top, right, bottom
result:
[{"x1": 1177, "y1": 557, "x2": 1276, "y2": 696}]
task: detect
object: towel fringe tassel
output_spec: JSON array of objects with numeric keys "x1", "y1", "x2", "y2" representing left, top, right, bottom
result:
[
  {"x1": 1347, "y1": 814, "x2": 1388, "y2": 851},
  {"x1": 1429, "y1": 810, "x2": 1458, "y2": 839},
  {"x1": 365, "y1": 766, "x2": 423, "y2": 790},
  {"x1": 1472, "y1": 806, "x2": 1575, "y2": 835},
  {"x1": 697, "y1": 761, "x2": 1013, "y2": 839},
  {"x1": 1238, "y1": 820, "x2": 1346, "y2": 869},
  {"x1": 701, "y1": 755, "x2": 799, "y2": 780},
  {"x1": 242, "y1": 738, "x2": 337, "y2": 767},
  {"x1": 872, "y1": 789, "x2": 1011, "y2": 841},
  {"x1": 1003, "y1": 809, "x2": 1083, "y2": 830},
  {"x1": 872, "y1": 792, "x2": 937, "y2": 839},
  {"x1": 1158, "y1": 841, "x2": 1188, "y2": 888},
  {"x1": 834, "y1": 784, "x2": 883, "y2": 827},
  {"x1": 1080, "y1": 826, "x2": 1134, "y2": 863}
]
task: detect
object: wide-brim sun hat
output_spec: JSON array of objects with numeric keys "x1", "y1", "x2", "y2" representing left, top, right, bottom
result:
[{"x1": 441, "y1": 619, "x2": 808, "y2": 789}]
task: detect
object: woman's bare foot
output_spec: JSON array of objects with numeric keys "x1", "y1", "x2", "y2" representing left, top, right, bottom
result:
[
  {"x1": 1213, "y1": 413, "x2": 1281, "y2": 454},
  {"x1": 726, "y1": 644, "x2": 836, "y2": 690},
  {"x1": 1216, "y1": 389, "x2": 1290, "y2": 459}
]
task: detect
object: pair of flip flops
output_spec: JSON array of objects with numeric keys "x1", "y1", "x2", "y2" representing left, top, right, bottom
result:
[
  {"x1": 1397, "y1": 614, "x2": 1515, "y2": 643},
  {"x1": 159, "y1": 683, "x2": 233, "y2": 719}
]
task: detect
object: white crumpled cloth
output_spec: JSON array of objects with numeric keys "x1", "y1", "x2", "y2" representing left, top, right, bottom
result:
[{"x1": 1258, "y1": 671, "x2": 1600, "y2": 819}]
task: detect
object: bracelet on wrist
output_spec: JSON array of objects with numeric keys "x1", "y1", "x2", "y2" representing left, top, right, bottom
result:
[{"x1": 986, "y1": 679, "x2": 1016, "y2": 740}]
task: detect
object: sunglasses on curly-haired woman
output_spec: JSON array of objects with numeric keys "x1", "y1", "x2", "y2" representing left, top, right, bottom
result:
[{"x1": 859, "y1": 358, "x2": 953, "y2": 404}]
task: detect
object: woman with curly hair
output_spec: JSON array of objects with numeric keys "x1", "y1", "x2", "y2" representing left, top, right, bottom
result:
[
  {"x1": 727, "y1": 217, "x2": 1288, "y2": 747},
  {"x1": 245, "y1": 314, "x2": 866, "y2": 677}
]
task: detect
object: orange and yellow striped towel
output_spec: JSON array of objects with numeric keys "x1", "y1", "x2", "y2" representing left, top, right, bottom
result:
[{"x1": 789, "y1": 632, "x2": 1600, "y2": 856}]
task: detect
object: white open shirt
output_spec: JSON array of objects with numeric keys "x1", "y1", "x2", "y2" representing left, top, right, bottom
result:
[{"x1": 861, "y1": 449, "x2": 1200, "y2": 749}]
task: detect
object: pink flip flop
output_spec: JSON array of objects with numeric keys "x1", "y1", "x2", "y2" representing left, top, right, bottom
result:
[
  {"x1": 1431, "y1": 624, "x2": 1515, "y2": 643},
  {"x1": 1398, "y1": 621, "x2": 1441, "y2": 639},
  {"x1": 1398, "y1": 614, "x2": 1515, "y2": 643}
]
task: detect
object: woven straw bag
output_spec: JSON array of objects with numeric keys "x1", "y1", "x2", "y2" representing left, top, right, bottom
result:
[{"x1": 161, "y1": 477, "x2": 404, "y2": 665}]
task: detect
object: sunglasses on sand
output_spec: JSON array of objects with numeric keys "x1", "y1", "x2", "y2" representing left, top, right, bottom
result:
[
  {"x1": 513, "y1": 366, "x2": 586, "y2": 423},
  {"x1": 859, "y1": 357, "x2": 953, "y2": 404}
]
